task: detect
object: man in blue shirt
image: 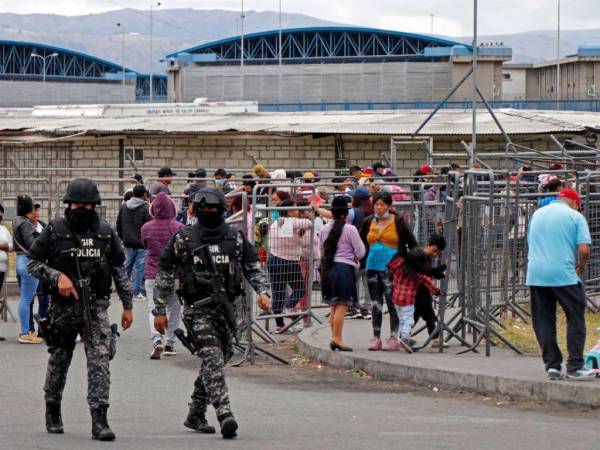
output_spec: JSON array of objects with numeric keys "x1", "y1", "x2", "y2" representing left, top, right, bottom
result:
[{"x1": 527, "y1": 189, "x2": 595, "y2": 381}]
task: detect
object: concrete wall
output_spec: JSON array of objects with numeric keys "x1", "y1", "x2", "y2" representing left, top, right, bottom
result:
[
  {"x1": 0, "y1": 79, "x2": 136, "y2": 107},
  {"x1": 0, "y1": 132, "x2": 567, "y2": 180},
  {"x1": 502, "y1": 68, "x2": 527, "y2": 101},
  {"x1": 450, "y1": 60, "x2": 504, "y2": 102},
  {"x1": 170, "y1": 61, "x2": 455, "y2": 104},
  {"x1": 526, "y1": 60, "x2": 600, "y2": 101}
]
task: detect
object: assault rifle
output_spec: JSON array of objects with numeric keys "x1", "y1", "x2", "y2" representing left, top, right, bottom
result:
[
  {"x1": 63, "y1": 247, "x2": 94, "y2": 344},
  {"x1": 175, "y1": 244, "x2": 239, "y2": 355}
]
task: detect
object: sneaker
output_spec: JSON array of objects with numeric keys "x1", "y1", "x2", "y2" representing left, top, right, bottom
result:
[
  {"x1": 0, "y1": 336, "x2": 5, "y2": 341},
  {"x1": 273, "y1": 325, "x2": 286, "y2": 334},
  {"x1": 163, "y1": 345, "x2": 177, "y2": 356},
  {"x1": 363, "y1": 313, "x2": 372, "y2": 320},
  {"x1": 382, "y1": 337, "x2": 401, "y2": 352},
  {"x1": 409, "y1": 338, "x2": 417, "y2": 347},
  {"x1": 566, "y1": 368, "x2": 597, "y2": 381},
  {"x1": 150, "y1": 342, "x2": 164, "y2": 360},
  {"x1": 349, "y1": 311, "x2": 364, "y2": 320},
  {"x1": 134, "y1": 293, "x2": 146, "y2": 301},
  {"x1": 287, "y1": 324, "x2": 303, "y2": 333},
  {"x1": 18, "y1": 332, "x2": 43, "y2": 344},
  {"x1": 368, "y1": 337, "x2": 382, "y2": 351},
  {"x1": 431, "y1": 339, "x2": 450, "y2": 349},
  {"x1": 398, "y1": 338, "x2": 414, "y2": 354},
  {"x1": 547, "y1": 368, "x2": 563, "y2": 380}
]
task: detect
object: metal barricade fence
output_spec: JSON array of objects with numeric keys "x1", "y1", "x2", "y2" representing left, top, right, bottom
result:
[{"x1": 251, "y1": 183, "x2": 323, "y2": 333}]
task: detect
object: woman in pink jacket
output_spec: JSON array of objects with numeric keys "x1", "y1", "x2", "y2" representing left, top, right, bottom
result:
[{"x1": 141, "y1": 192, "x2": 184, "y2": 360}]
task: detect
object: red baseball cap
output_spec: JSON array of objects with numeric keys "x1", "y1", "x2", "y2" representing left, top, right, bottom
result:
[
  {"x1": 419, "y1": 164, "x2": 434, "y2": 175},
  {"x1": 558, "y1": 189, "x2": 581, "y2": 207}
]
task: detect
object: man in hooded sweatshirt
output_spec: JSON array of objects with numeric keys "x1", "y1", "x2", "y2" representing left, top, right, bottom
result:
[
  {"x1": 116, "y1": 185, "x2": 151, "y2": 300},
  {"x1": 141, "y1": 192, "x2": 183, "y2": 359}
]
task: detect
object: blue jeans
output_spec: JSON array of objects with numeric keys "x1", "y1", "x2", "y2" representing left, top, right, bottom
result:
[
  {"x1": 267, "y1": 255, "x2": 305, "y2": 327},
  {"x1": 29, "y1": 283, "x2": 50, "y2": 332},
  {"x1": 17, "y1": 254, "x2": 39, "y2": 335},
  {"x1": 125, "y1": 248, "x2": 147, "y2": 296},
  {"x1": 394, "y1": 304, "x2": 415, "y2": 340}
]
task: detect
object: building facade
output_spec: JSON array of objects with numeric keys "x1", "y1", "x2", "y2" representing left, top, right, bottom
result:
[
  {"x1": 166, "y1": 27, "x2": 511, "y2": 105},
  {"x1": 503, "y1": 46, "x2": 600, "y2": 101}
]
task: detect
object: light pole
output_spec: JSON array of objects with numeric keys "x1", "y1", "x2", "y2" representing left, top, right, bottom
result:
[
  {"x1": 430, "y1": 14, "x2": 434, "y2": 35},
  {"x1": 150, "y1": 2, "x2": 161, "y2": 102},
  {"x1": 278, "y1": 0, "x2": 282, "y2": 65},
  {"x1": 278, "y1": 0, "x2": 282, "y2": 106},
  {"x1": 240, "y1": 0, "x2": 245, "y2": 101},
  {"x1": 556, "y1": 0, "x2": 561, "y2": 109},
  {"x1": 31, "y1": 51, "x2": 58, "y2": 105},
  {"x1": 117, "y1": 23, "x2": 127, "y2": 103}
]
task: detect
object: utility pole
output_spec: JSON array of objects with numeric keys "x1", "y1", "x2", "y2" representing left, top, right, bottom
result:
[
  {"x1": 150, "y1": 2, "x2": 161, "y2": 102},
  {"x1": 430, "y1": 14, "x2": 434, "y2": 35},
  {"x1": 240, "y1": 0, "x2": 245, "y2": 101},
  {"x1": 117, "y1": 23, "x2": 126, "y2": 103},
  {"x1": 471, "y1": 0, "x2": 478, "y2": 164}
]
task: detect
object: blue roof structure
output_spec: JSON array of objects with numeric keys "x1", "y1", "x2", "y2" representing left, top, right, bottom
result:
[
  {"x1": 167, "y1": 27, "x2": 472, "y2": 62},
  {"x1": 0, "y1": 40, "x2": 167, "y2": 99}
]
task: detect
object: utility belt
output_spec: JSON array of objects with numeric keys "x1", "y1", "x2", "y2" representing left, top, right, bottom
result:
[
  {"x1": 51, "y1": 291, "x2": 105, "y2": 306},
  {"x1": 184, "y1": 296, "x2": 216, "y2": 311}
]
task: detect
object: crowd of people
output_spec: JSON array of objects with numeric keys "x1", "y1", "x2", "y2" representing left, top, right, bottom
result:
[{"x1": 0, "y1": 160, "x2": 597, "y2": 382}]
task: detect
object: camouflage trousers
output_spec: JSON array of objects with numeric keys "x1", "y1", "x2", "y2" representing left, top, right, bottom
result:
[
  {"x1": 44, "y1": 300, "x2": 112, "y2": 409},
  {"x1": 186, "y1": 307, "x2": 234, "y2": 418}
]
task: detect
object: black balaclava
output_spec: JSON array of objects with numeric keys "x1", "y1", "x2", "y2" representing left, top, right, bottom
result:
[
  {"x1": 65, "y1": 206, "x2": 98, "y2": 232},
  {"x1": 196, "y1": 209, "x2": 224, "y2": 229}
]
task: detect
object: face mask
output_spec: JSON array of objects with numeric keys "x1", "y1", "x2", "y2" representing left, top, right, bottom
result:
[
  {"x1": 216, "y1": 179, "x2": 226, "y2": 186},
  {"x1": 375, "y1": 212, "x2": 390, "y2": 220},
  {"x1": 196, "y1": 211, "x2": 224, "y2": 229},
  {"x1": 65, "y1": 207, "x2": 97, "y2": 232}
]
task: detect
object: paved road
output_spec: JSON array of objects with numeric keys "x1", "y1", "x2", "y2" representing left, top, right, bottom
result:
[{"x1": 1, "y1": 301, "x2": 600, "y2": 450}]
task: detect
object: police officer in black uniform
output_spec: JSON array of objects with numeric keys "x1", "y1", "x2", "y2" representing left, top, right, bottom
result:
[
  {"x1": 28, "y1": 178, "x2": 133, "y2": 441},
  {"x1": 153, "y1": 187, "x2": 271, "y2": 439}
]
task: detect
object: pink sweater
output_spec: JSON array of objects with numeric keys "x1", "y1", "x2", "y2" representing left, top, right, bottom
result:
[{"x1": 268, "y1": 218, "x2": 312, "y2": 261}]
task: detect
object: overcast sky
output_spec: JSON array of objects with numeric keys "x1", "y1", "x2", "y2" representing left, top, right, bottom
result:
[{"x1": 0, "y1": 0, "x2": 594, "y2": 36}]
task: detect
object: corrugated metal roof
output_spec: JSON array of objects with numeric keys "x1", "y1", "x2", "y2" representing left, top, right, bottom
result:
[{"x1": 0, "y1": 109, "x2": 598, "y2": 137}]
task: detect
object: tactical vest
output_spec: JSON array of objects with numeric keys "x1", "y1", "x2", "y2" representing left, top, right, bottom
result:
[
  {"x1": 176, "y1": 224, "x2": 244, "y2": 304},
  {"x1": 47, "y1": 218, "x2": 113, "y2": 303}
]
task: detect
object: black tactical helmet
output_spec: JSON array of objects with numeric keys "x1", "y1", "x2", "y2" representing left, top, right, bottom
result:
[
  {"x1": 191, "y1": 187, "x2": 226, "y2": 211},
  {"x1": 62, "y1": 178, "x2": 102, "y2": 205}
]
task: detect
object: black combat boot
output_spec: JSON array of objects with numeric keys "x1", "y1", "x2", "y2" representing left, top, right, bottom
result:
[
  {"x1": 184, "y1": 407, "x2": 216, "y2": 434},
  {"x1": 90, "y1": 405, "x2": 115, "y2": 441},
  {"x1": 218, "y1": 413, "x2": 238, "y2": 439},
  {"x1": 45, "y1": 402, "x2": 64, "y2": 434}
]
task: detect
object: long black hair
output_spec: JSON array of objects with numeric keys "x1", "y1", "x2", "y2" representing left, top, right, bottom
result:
[{"x1": 321, "y1": 196, "x2": 349, "y2": 282}]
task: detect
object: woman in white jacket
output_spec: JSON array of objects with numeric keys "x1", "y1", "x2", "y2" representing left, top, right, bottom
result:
[{"x1": 0, "y1": 204, "x2": 13, "y2": 341}]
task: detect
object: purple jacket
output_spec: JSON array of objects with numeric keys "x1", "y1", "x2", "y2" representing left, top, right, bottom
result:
[{"x1": 141, "y1": 192, "x2": 184, "y2": 279}]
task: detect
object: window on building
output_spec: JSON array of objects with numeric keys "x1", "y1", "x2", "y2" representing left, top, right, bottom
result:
[
  {"x1": 502, "y1": 73, "x2": 511, "y2": 80},
  {"x1": 125, "y1": 147, "x2": 144, "y2": 162}
]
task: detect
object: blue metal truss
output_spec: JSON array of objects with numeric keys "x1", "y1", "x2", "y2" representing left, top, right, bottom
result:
[
  {"x1": 136, "y1": 75, "x2": 168, "y2": 100},
  {"x1": 0, "y1": 40, "x2": 133, "y2": 78},
  {"x1": 0, "y1": 40, "x2": 166, "y2": 101},
  {"x1": 168, "y1": 27, "x2": 471, "y2": 62}
]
